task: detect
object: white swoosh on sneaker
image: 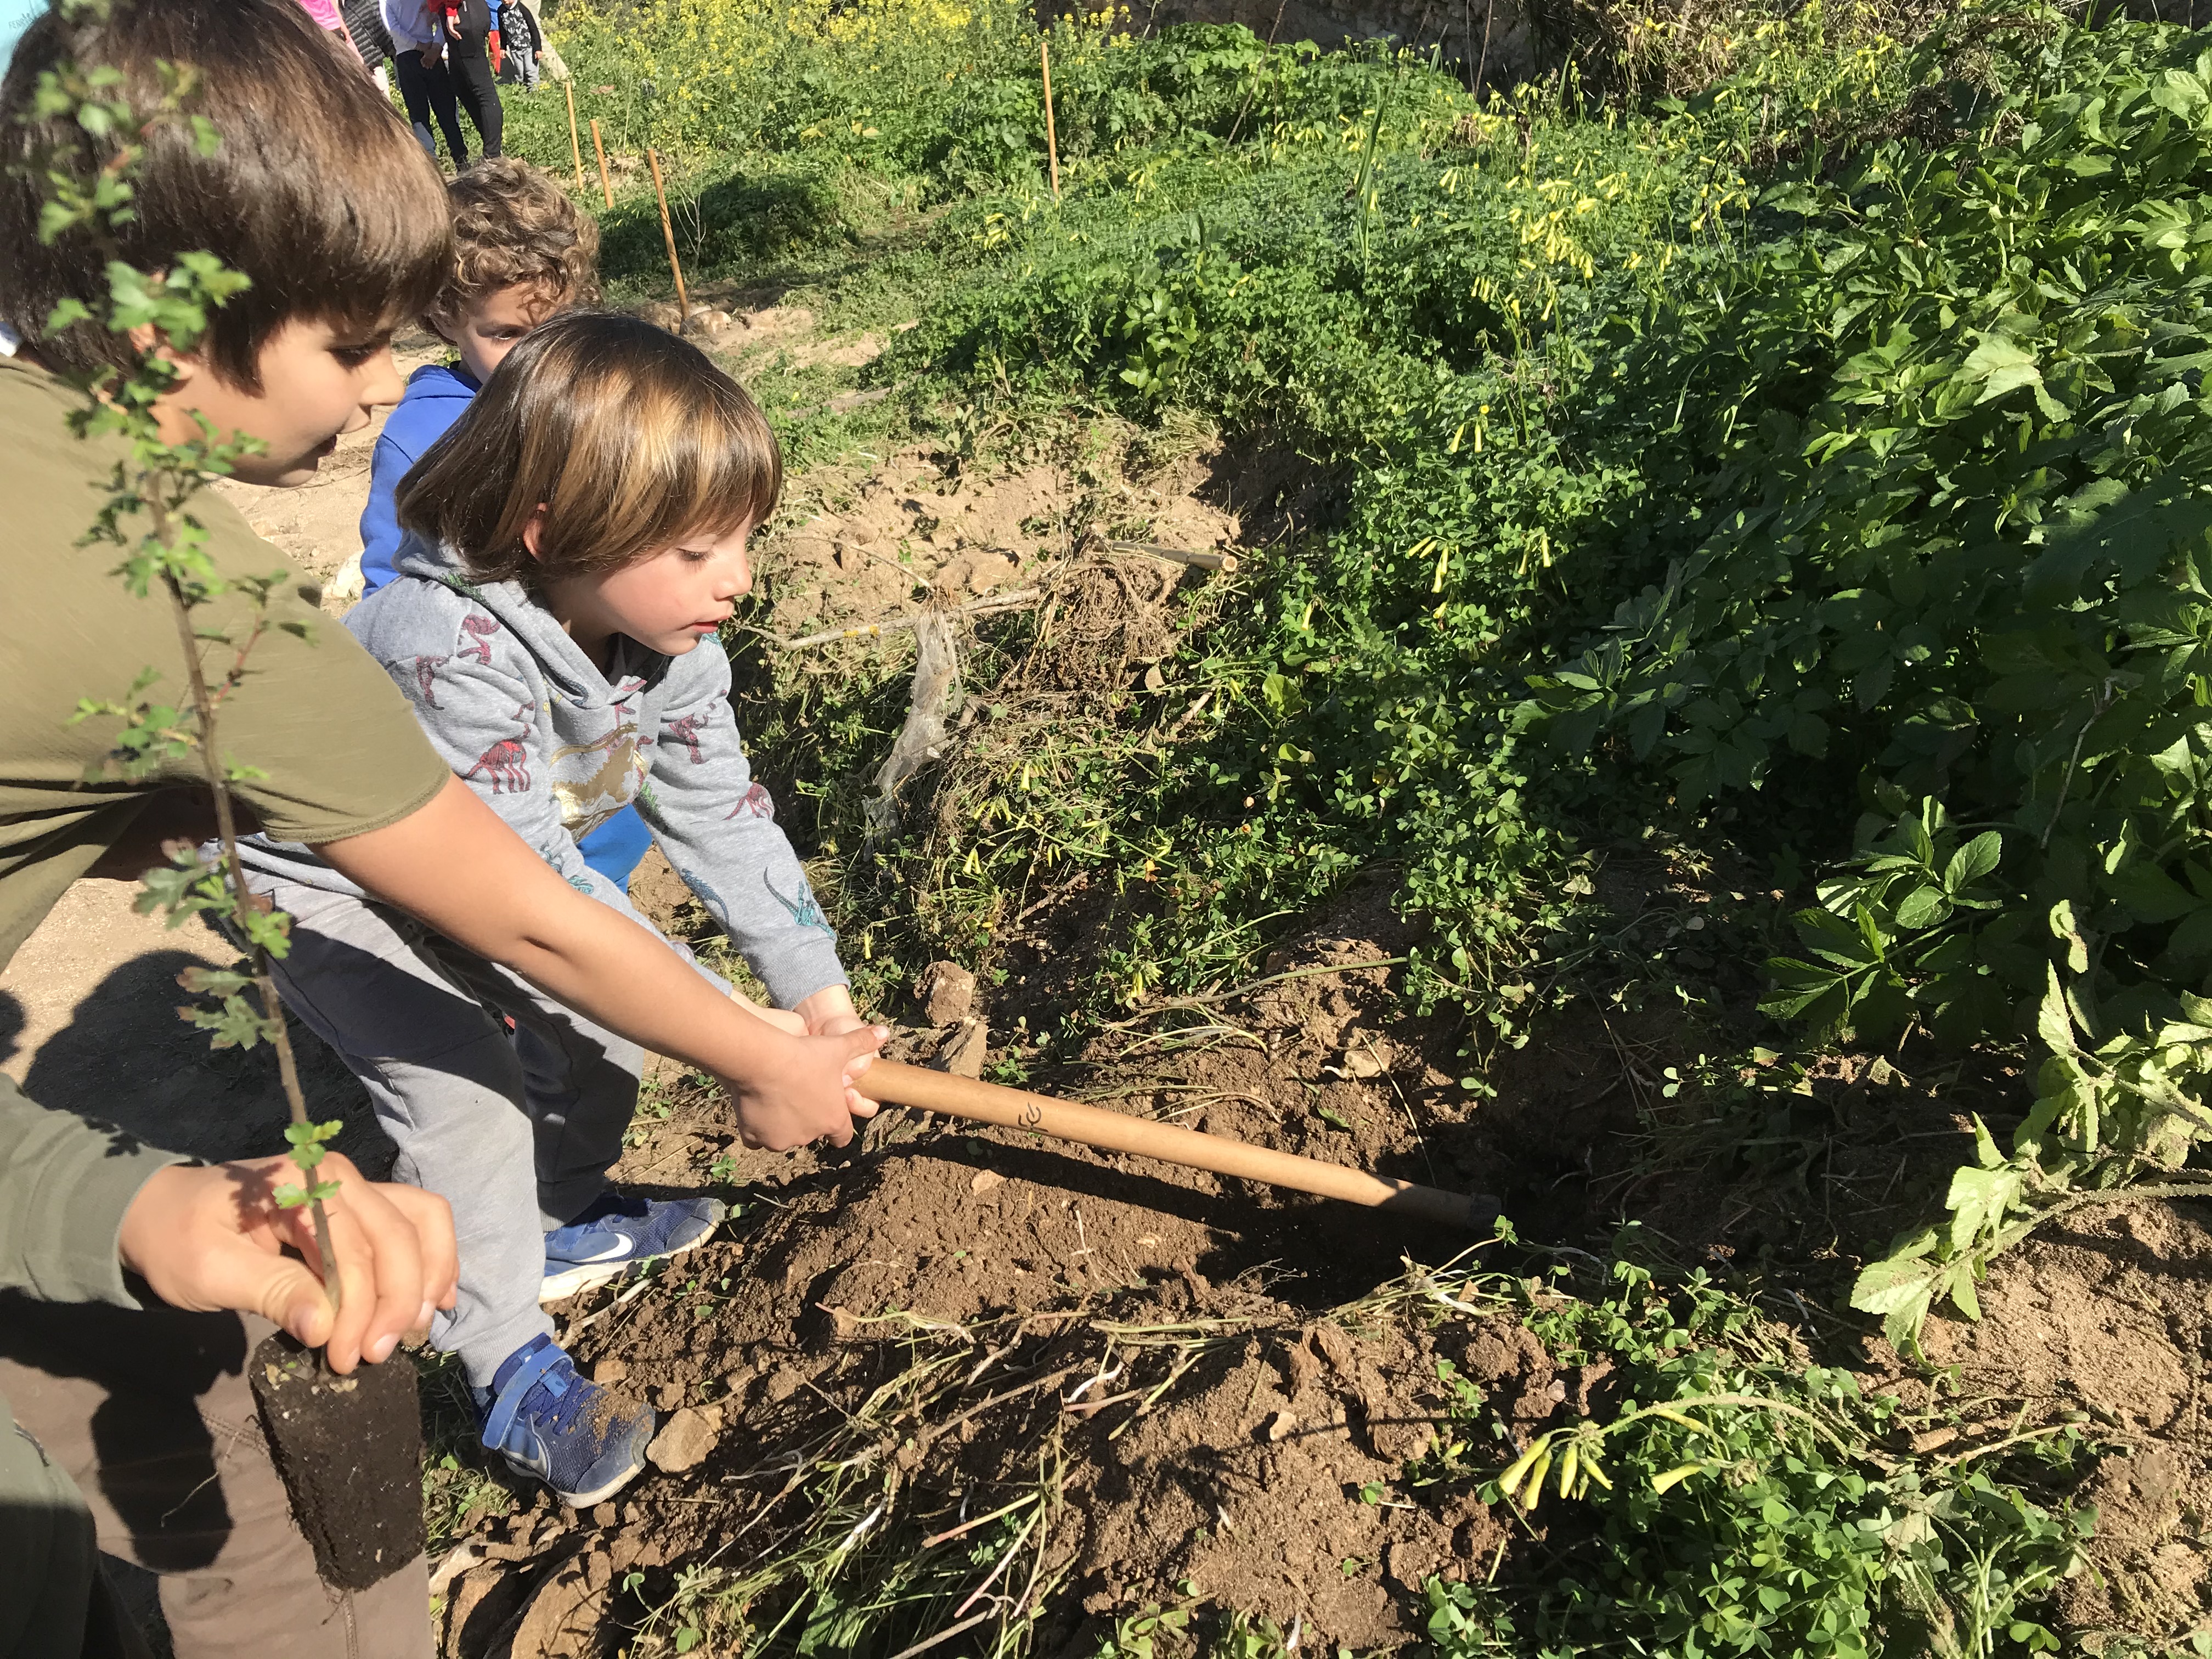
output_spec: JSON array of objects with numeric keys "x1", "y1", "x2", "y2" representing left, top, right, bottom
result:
[{"x1": 550, "y1": 1235, "x2": 633, "y2": 1264}]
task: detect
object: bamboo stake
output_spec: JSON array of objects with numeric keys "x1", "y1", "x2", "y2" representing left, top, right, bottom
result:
[
  {"x1": 590, "y1": 117, "x2": 614, "y2": 208},
  {"x1": 864, "y1": 1059, "x2": 1493, "y2": 1231},
  {"x1": 647, "y1": 147, "x2": 689, "y2": 320},
  {"x1": 1103, "y1": 538, "x2": 1239, "y2": 573},
  {"x1": 1040, "y1": 37, "x2": 1061, "y2": 201},
  {"x1": 776, "y1": 587, "x2": 1042, "y2": 652},
  {"x1": 564, "y1": 80, "x2": 585, "y2": 192}
]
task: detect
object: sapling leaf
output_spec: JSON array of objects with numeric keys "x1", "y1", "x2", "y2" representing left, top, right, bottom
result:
[
  {"x1": 176, "y1": 964, "x2": 250, "y2": 996},
  {"x1": 36, "y1": 53, "x2": 346, "y2": 1327}
]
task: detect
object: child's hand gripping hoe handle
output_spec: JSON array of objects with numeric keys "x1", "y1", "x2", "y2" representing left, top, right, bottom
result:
[{"x1": 862, "y1": 1059, "x2": 1494, "y2": 1231}]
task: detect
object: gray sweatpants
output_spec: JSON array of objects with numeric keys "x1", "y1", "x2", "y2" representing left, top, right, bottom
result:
[{"x1": 252, "y1": 878, "x2": 642, "y2": 1387}]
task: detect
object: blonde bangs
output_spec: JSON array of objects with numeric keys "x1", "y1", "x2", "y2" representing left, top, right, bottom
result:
[{"x1": 399, "y1": 314, "x2": 783, "y2": 585}]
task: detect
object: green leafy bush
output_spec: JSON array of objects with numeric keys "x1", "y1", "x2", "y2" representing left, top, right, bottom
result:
[
  {"x1": 1517, "y1": 15, "x2": 2212, "y2": 1341},
  {"x1": 540, "y1": 0, "x2": 2196, "y2": 1383},
  {"x1": 882, "y1": 5, "x2": 2212, "y2": 1335},
  {"x1": 1411, "y1": 1259, "x2": 2087, "y2": 1658}
]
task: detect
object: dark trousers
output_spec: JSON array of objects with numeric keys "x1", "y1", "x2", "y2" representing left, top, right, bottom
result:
[
  {"x1": 392, "y1": 47, "x2": 469, "y2": 166},
  {"x1": 448, "y1": 42, "x2": 504, "y2": 159},
  {"x1": 0, "y1": 1298, "x2": 432, "y2": 1659}
]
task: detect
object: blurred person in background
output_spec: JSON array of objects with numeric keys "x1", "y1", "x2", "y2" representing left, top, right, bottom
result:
[
  {"x1": 436, "y1": 0, "x2": 505, "y2": 156},
  {"x1": 343, "y1": 0, "x2": 395, "y2": 90},
  {"x1": 514, "y1": 0, "x2": 567, "y2": 82},
  {"x1": 292, "y1": 0, "x2": 359, "y2": 53},
  {"x1": 498, "y1": 0, "x2": 540, "y2": 90},
  {"x1": 383, "y1": 0, "x2": 471, "y2": 166}
]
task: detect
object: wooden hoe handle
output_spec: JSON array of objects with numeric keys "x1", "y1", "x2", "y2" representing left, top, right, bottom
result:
[{"x1": 863, "y1": 1059, "x2": 1492, "y2": 1231}]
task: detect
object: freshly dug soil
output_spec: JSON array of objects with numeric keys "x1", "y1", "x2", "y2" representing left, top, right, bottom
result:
[
  {"x1": 421, "y1": 887, "x2": 1641, "y2": 1656},
  {"x1": 416, "y1": 844, "x2": 2212, "y2": 1657},
  {"x1": 1920, "y1": 1199, "x2": 2212, "y2": 1635},
  {"x1": 252, "y1": 1331, "x2": 427, "y2": 1591}
]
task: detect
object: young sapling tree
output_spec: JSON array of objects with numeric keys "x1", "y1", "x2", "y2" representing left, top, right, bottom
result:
[{"x1": 25, "y1": 0, "x2": 346, "y2": 1315}]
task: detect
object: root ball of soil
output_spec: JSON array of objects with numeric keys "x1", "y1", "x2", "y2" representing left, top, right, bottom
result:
[{"x1": 250, "y1": 1331, "x2": 427, "y2": 1590}]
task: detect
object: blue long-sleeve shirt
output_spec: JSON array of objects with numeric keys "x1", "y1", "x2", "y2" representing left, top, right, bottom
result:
[{"x1": 361, "y1": 363, "x2": 477, "y2": 595}]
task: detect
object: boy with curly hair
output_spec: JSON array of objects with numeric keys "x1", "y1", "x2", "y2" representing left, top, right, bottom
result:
[{"x1": 359, "y1": 157, "x2": 597, "y2": 592}]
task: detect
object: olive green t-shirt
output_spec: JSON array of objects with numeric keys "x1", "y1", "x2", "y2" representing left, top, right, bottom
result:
[{"x1": 0, "y1": 349, "x2": 451, "y2": 970}]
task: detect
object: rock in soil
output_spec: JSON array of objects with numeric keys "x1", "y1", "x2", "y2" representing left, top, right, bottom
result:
[
  {"x1": 918, "y1": 960, "x2": 977, "y2": 1024},
  {"x1": 249, "y1": 1333, "x2": 425, "y2": 1592},
  {"x1": 503, "y1": 1548, "x2": 616, "y2": 1658},
  {"x1": 647, "y1": 1406, "x2": 723, "y2": 1474},
  {"x1": 938, "y1": 1017, "x2": 988, "y2": 1077},
  {"x1": 443, "y1": 1559, "x2": 545, "y2": 1656}
]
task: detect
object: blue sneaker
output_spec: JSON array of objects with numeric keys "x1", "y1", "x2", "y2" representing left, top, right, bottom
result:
[
  {"x1": 475, "y1": 1334, "x2": 656, "y2": 1507},
  {"x1": 540, "y1": 1191, "x2": 726, "y2": 1302}
]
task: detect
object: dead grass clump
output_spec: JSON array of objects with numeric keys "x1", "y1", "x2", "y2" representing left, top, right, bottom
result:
[{"x1": 1010, "y1": 555, "x2": 1180, "y2": 697}]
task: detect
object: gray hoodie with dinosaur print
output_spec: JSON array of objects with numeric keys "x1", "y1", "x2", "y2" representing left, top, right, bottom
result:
[{"x1": 243, "y1": 538, "x2": 849, "y2": 1009}]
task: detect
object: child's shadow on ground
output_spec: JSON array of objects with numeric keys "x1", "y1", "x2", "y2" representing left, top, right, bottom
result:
[{"x1": 2, "y1": 951, "x2": 386, "y2": 1176}]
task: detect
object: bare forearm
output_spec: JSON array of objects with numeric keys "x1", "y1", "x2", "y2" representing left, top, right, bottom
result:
[
  {"x1": 316, "y1": 777, "x2": 781, "y2": 1076},
  {"x1": 461, "y1": 877, "x2": 785, "y2": 1074}
]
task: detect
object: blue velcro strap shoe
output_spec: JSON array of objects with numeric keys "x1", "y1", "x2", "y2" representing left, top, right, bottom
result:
[
  {"x1": 540, "y1": 1191, "x2": 726, "y2": 1302},
  {"x1": 476, "y1": 1334, "x2": 655, "y2": 1508}
]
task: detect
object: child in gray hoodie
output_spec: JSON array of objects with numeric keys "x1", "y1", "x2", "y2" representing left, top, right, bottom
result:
[{"x1": 242, "y1": 314, "x2": 871, "y2": 1506}]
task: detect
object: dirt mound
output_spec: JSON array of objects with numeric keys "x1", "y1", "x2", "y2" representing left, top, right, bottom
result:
[
  {"x1": 432, "y1": 887, "x2": 1583, "y2": 1656},
  {"x1": 442, "y1": 1135, "x2": 1555, "y2": 1657},
  {"x1": 1921, "y1": 1200, "x2": 2212, "y2": 1635},
  {"x1": 759, "y1": 424, "x2": 1243, "y2": 649}
]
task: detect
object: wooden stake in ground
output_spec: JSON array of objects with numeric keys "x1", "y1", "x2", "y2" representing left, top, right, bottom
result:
[
  {"x1": 647, "y1": 147, "x2": 689, "y2": 320},
  {"x1": 1041, "y1": 37, "x2": 1061, "y2": 201},
  {"x1": 564, "y1": 80, "x2": 585, "y2": 192},
  {"x1": 865, "y1": 1059, "x2": 1494, "y2": 1231},
  {"x1": 590, "y1": 117, "x2": 614, "y2": 208}
]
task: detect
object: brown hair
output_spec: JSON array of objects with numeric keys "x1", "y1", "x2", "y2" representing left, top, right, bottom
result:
[
  {"x1": 397, "y1": 313, "x2": 782, "y2": 584},
  {"x1": 432, "y1": 159, "x2": 602, "y2": 334},
  {"x1": 0, "y1": 0, "x2": 450, "y2": 391}
]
